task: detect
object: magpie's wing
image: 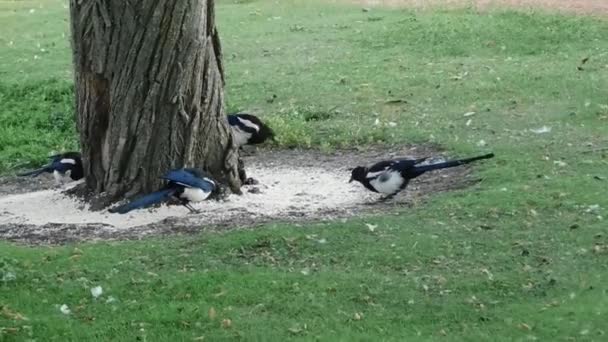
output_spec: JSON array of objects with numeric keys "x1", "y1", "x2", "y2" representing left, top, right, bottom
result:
[
  {"x1": 233, "y1": 113, "x2": 259, "y2": 123},
  {"x1": 412, "y1": 156, "x2": 429, "y2": 165},
  {"x1": 162, "y1": 169, "x2": 216, "y2": 192},
  {"x1": 391, "y1": 159, "x2": 421, "y2": 172},
  {"x1": 60, "y1": 151, "x2": 82, "y2": 160},
  {"x1": 367, "y1": 160, "x2": 395, "y2": 173},
  {"x1": 231, "y1": 114, "x2": 260, "y2": 134},
  {"x1": 47, "y1": 152, "x2": 81, "y2": 165},
  {"x1": 47, "y1": 153, "x2": 80, "y2": 172},
  {"x1": 183, "y1": 168, "x2": 216, "y2": 188},
  {"x1": 364, "y1": 160, "x2": 395, "y2": 179},
  {"x1": 162, "y1": 169, "x2": 199, "y2": 187}
]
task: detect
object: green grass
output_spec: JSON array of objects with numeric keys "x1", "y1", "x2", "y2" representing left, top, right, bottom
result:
[{"x1": 1, "y1": 0, "x2": 608, "y2": 340}]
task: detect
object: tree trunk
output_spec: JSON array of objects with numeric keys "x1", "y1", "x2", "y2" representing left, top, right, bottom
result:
[{"x1": 69, "y1": 0, "x2": 242, "y2": 206}]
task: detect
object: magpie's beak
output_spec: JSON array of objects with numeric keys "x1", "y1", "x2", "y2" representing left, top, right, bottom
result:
[{"x1": 348, "y1": 176, "x2": 354, "y2": 183}]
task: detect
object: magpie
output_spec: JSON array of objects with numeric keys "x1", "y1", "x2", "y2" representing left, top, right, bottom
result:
[
  {"x1": 108, "y1": 168, "x2": 216, "y2": 214},
  {"x1": 228, "y1": 112, "x2": 275, "y2": 147},
  {"x1": 349, "y1": 153, "x2": 495, "y2": 200},
  {"x1": 17, "y1": 151, "x2": 84, "y2": 185}
]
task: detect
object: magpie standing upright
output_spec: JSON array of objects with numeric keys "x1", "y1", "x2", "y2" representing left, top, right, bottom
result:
[
  {"x1": 108, "y1": 168, "x2": 216, "y2": 214},
  {"x1": 349, "y1": 153, "x2": 495, "y2": 200},
  {"x1": 17, "y1": 151, "x2": 84, "y2": 185},
  {"x1": 227, "y1": 112, "x2": 275, "y2": 147}
]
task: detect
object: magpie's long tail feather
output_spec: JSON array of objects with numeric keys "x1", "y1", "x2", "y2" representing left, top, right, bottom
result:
[
  {"x1": 108, "y1": 188, "x2": 176, "y2": 214},
  {"x1": 17, "y1": 167, "x2": 50, "y2": 177},
  {"x1": 412, "y1": 153, "x2": 494, "y2": 175}
]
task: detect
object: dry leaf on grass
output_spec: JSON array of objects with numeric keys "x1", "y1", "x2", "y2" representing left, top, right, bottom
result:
[
  {"x1": 59, "y1": 304, "x2": 71, "y2": 315},
  {"x1": 1, "y1": 306, "x2": 29, "y2": 321},
  {"x1": 90, "y1": 286, "x2": 103, "y2": 299},
  {"x1": 208, "y1": 307, "x2": 216, "y2": 320}
]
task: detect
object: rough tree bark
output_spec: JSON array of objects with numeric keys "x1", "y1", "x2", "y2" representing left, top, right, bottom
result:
[{"x1": 69, "y1": 0, "x2": 242, "y2": 206}]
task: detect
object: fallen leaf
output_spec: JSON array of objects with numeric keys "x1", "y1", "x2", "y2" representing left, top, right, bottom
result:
[
  {"x1": 208, "y1": 307, "x2": 216, "y2": 320},
  {"x1": 353, "y1": 312, "x2": 363, "y2": 320},
  {"x1": 90, "y1": 286, "x2": 103, "y2": 299},
  {"x1": 365, "y1": 223, "x2": 377, "y2": 232},
  {"x1": 221, "y1": 319, "x2": 232, "y2": 328},
  {"x1": 463, "y1": 111, "x2": 476, "y2": 117},
  {"x1": 288, "y1": 325, "x2": 303, "y2": 334},
  {"x1": 1, "y1": 271, "x2": 16, "y2": 282},
  {"x1": 480, "y1": 268, "x2": 494, "y2": 281},
  {"x1": 530, "y1": 126, "x2": 551, "y2": 134},
  {"x1": 59, "y1": 304, "x2": 71, "y2": 315},
  {"x1": 213, "y1": 289, "x2": 227, "y2": 298},
  {"x1": 1, "y1": 306, "x2": 29, "y2": 321},
  {"x1": 518, "y1": 323, "x2": 532, "y2": 331}
]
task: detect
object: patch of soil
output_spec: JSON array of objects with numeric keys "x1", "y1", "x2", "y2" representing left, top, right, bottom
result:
[
  {"x1": 0, "y1": 146, "x2": 489, "y2": 245},
  {"x1": 350, "y1": 0, "x2": 608, "y2": 15}
]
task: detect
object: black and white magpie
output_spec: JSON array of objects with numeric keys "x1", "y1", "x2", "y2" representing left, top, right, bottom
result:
[
  {"x1": 227, "y1": 112, "x2": 275, "y2": 147},
  {"x1": 349, "y1": 153, "x2": 495, "y2": 200},
  {"x1": 17, "y1": 151, "x2": 84, "y2": 185},
  {"x1": 108, "y1": 168, "x2": 216, "y2": 214}
]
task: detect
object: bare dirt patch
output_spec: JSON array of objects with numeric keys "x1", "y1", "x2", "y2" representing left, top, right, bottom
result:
[
  {"x1": 350, "y1": 0, "x2": 608, "y2": 15},
  {"x1": 0, "y1": 146, "x2": 486, "y2": 245}
]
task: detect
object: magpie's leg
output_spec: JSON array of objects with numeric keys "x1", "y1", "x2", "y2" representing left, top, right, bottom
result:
[
  {"x1": 183, "y1": 202, "x2": 200, "y2": 214},
  {"x1": 378, "y1": 194, "x2": 396, "y2": 202}
]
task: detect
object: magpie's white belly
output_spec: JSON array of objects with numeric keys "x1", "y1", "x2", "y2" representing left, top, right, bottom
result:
[
  {"x1": 181, "y1": 187, "x2": 211, "y2": 202},
  {"x1": 369, "y1": 171, "x2": 404, "y2": 194},
  {"x1": 53, "y1": 170, "x2": 72, "y2": 185},
  {"x1": 231, "y1": 127, "x2": 252, "y2": 147}
]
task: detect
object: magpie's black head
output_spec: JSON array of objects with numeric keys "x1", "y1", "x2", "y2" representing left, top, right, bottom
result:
[
  {"x1": 233, "y1": 113, "x2": 276, "y2": 144},
  {"x1": 349, "y1": 166, "x2": 367, "y2": 184},
  {"x1": 259, "y1": 121, "x2": 276, "y2": 143}
]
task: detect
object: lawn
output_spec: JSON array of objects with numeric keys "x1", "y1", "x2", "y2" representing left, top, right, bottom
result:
[{"x1": 1, "y1": 0, "x2": 608, "y2": 340}]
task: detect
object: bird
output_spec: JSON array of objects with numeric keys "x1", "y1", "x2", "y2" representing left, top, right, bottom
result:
[
  {"x1": 349, "y1": 153, "x2": 495, "y2": 200},
  {"x1": 108, "y1": 168, "x2": 216, "y2": 214},
  {"x1": 227, "y1": 112, "x2": 275, "y2": 147},
  {"x1": 17, "y1": 151, "x2": 83, "y2": 185}
]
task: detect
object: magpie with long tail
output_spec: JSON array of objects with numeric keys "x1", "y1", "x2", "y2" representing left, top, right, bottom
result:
[
  {"x1": 17, "y1": 151, "x2": 83, "y2": 185},
  {"x1": 108, "y1": 168, "x2": 216, "y2": 214},
  {"x1": 228, "y1": 112, "x2": 275, "y2": 147},
  {"x1": 349, "y1": 153, "x2": 495, "y2": 200}
]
